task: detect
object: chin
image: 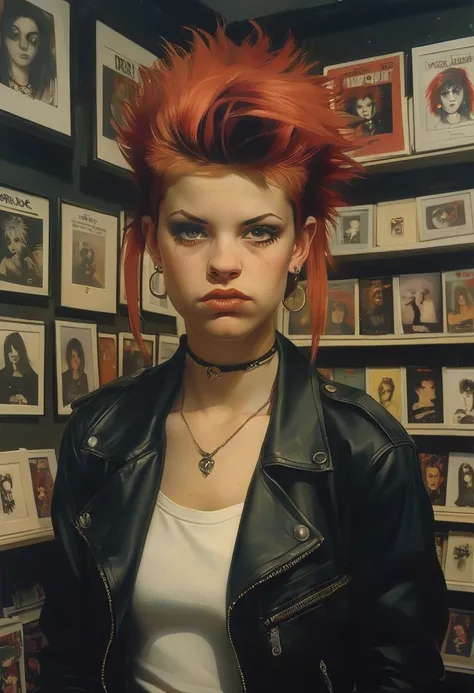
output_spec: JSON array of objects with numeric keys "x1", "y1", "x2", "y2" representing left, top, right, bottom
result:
[{"x1": 191, "y1": 313, "x2": 274, "y2": 342}]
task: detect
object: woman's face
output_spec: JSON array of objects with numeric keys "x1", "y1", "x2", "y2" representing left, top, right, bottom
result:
[
  {"x1": 463, "y1": 391, "x2": 474, "y2": 412},
  {"x1": 6, "y1": 231, "x2": 25, "y2": 259},
  {"x1": 5, "y1": 16, "x2": 40, "y2": 70},
  {"x1": 440, "y1": 84, "x2": 464, "y2": 114},
  {"x1": 70, "y1": 349, "x2": 81, "y2": 372},
  {"x1": 8, "y1": 345, "x2": 19, "y2": 367},
  {"x1": 146, "y1": 172, "x2": 311, "y2": 343},
  {"x1": 332, "y1": 303, "x2": 345, "y2": 324},
  {"x1": 458, "y1": 291, "x2": 467, "y2": 306},
  {"x1": 356, "y1": 97, "x2": 375, "y2": 120},
  {"x1": 379, "y1": 384, "x2": 392, "y2": 404}
]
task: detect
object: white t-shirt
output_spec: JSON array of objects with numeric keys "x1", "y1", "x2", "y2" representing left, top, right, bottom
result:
[{"x1": 132, "y1": 491, "x2": 244, "y2": 693}]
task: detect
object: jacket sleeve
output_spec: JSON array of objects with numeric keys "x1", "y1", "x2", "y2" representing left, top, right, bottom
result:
[{"x1": 350, "y1": 442, "x2": 449, "y2": 693}]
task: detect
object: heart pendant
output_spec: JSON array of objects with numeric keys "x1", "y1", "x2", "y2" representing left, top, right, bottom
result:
[
  {"x1": 206, "y1": 366, "x2": 222, "y2": 380},
  {"x1": 198, "y1": 456, "x2": 215, "y2": 478}
]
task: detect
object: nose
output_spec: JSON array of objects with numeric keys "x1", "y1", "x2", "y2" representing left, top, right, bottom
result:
[
  {"x1": 19, "y1": 36, "x2": 29, "y2": 51},
  {"x1": 207, "y1": 239, "x2": 242, "y2": 283}
]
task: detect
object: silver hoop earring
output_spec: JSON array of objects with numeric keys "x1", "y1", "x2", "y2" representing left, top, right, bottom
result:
[
  {"x1": 149, "y1": 266, "x2": 167, "y2": 299},
  {"x1": 282, "y1": 266, "x2": 306, "y2": 313}
]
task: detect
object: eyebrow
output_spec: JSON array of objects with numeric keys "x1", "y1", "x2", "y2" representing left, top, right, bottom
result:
[{"x1": 167, "y1": 210, "x2": 283, "y2": 225}]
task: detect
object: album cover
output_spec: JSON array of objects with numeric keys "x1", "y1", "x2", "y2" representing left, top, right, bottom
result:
[
  {"x1": 406, "y1": 366, "x2": 444, "y2": 424},
  {"x1": 98, "y1": 333, "x2": 117, "y2": 386},
  {"x1": 331, "y1": 205, "x2": 374, "y2": 255},
  {"x1": 435, "y1": 533, "x2": 448, "y2": 569},
  {"x1": 27, "y1": 449, "x2": 56, "y2": 528},
  {"x1": 399, "y1": 273, "x2": 443, "y2": 334},
  {"x1": 0, "y1": 621, "x2": 26, "y2": 692},
  {"x1": 445, "y1": 268, "x2": 474, "y2": 334},
  {"x1": 367, "y1": 367, "x2": 404, "y2": 423},
  {"x1": 359, "y1": 278, "x2": 394, "y2": 335},
  {"x1": 332, "y1": 367, "x2": 366, "y2": 391},
  {"x1": 323, "y1": 279, "x2": 357, "y2": 336},
  {"x1": 442, "y1": 609, "x2": 474, "y2": 668},
  {"x1": 0, "y1": 319, "x2": 45, "y2": 415},
  {"x1": 445, "y1": 532, "x2": 474, "y2": 585},
  {"x1": 375, "y1": 198, "x2": 418, "y2": 248},
  {"x1": 55, "y1": 320, "x2": 99, "y2": 416},
  {"x1": 443, "y1": 368, "x2": 474, "y2": 426},
  {"x1": 416, "y1": 190, "x2": 474, "y2": 243},
  {"x1": 413, "y1": 37, "x2": 474, "y2": 152},
  {"x1": 419, "y1": 452, "x2": 449, "y2": 506},
  {"x1": 446, "y1": 453, "x2": 474, "y2": 510},
  {"x1": 118, "y1": 332, "x2": 155, "y2": 376},
  {"x1": 0, "y1": 449, "x2": 39, "y2": 536},
  {"x1": 324, "y1": 52, "x2": 409, "y2": 161}
]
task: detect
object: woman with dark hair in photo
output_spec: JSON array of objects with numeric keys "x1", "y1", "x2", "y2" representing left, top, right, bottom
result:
[
  {"x1": 61, "y1": 337, "x2": 89, "y2": 406},
  {"x1": 40, "y1": 25, "x2": 448, "y2": 693},
  {"x1": 0, "y1": 331, "x2": 38, "y2": 405},
  {"x1": 455, "y1": 462, "x2": 474, "y2": 508},
  {"x1": 447, "y1": 285, "x2": 474, "y2": 331},
  {"x1": 0, "y1": 0, "x2": 56, "y2": 105},
  {"x1": 346, "y1": 86, "x2": 389, "y2": 137},
  {"x1": 426, "y1": 67, "x2": 474, "y2": 128},
  {"x1": 0, "y1": 212, "x2": 42, "y2": 287}
]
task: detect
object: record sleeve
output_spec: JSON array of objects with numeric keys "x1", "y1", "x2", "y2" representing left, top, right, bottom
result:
[
  {"x1": 406, "y1": 366, "x2": 444, "y2": 424},
  {"x1": 444, "y1": 268, "x2": 474, "y2": 334},
  {"x1": 399, "y1": 272, "x2": 443, "y2": 334},
  {"x1": 359, "y1": 277, "x2": 394, "y2": 335},
  {"x1": 323, "y1": 279, "x2": 357, "y2": 336}
]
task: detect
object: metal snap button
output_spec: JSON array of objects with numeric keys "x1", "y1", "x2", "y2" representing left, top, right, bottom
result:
[
  {"x1": 78, "y1": 512, "x2": 91, "y2": 529},
  {"x1": 312, "y1": 452, "x2": 328, "y2": 466},
  {"x1": 294, "y1": 524, "x2": 310, "y2": 542},
  {"x1": 324, "y1": 384, "x2": 337, "y2": 393},
  {"x1": 86, "y1": 435, "x2": 99, "y2": 449}
]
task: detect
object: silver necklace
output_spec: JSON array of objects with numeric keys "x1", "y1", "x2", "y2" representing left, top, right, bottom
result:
[{"x1": 179, "y1": 388, "x2": 274, "y2": 478}]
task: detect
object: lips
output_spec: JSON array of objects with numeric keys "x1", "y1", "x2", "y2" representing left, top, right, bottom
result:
[{"x1": 200, "y1": 289, "x2": 251, "y2": 301}]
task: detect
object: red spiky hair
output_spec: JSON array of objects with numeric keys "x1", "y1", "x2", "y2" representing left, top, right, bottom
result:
[{"x1": 116, "y1": 23, "x2": 360, "y2": 361}]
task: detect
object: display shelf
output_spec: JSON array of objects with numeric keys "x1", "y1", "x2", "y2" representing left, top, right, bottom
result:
[
  {"x1": 363, "y1": 143, "x2": 474, "y2": 174},
  {"x1": 445, "y1": 664, "x2": 474, "y2": 675},
  {"x1": 291, "y1": 334, "x2": 474, "y2": 348},
  {"x1": 0, "y1": 527, "x2": 54, "y2": 552},
  {"x1": 446, "y1": 580, "x2": 474, "y2": 593},
  {"x1": 332, "y1": 235, "x2": 474, "y2": 263},
  {"x1": 434, "y1": 509, "x2": 474, "y2": 524},
  {"x1": 405, "y1": 426, "x2": 474, "y2": 438}
]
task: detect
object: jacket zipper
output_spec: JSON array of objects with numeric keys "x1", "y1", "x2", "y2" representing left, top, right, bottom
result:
[
  {"x1": 76, "y1": 525, "x2": 115, "y2": 693},
  {"x1": 226, "y1": 537, "x2": 324, "y2": 692},
  {"x1": 319, "y1": 660, "x2": 334, "y2": 693}
]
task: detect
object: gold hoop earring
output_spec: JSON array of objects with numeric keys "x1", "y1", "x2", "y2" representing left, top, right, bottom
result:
[
  {"x1": 149, "y1": 266, "x2": 167, "y2": 299},
  {"x1": 282, "y1": 266, "x2": 306, "y2": 313}
]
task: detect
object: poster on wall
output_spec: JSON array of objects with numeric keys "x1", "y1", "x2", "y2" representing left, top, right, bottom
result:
[
  {"x1": 412, "y1": 37, "x2": 474, "y2": 153},
  {"x1": 323, "y1": 52, "x2": 410, "y2": 161},
  {"x1": 55, "y1": 319, "x2": 99, "y2": 415},
  {"x1": 60, "y1": 202, "x2": 118, "y2": 314},
  {"x1": 0, "y1": 319, "x2": 44, "y2": 415},
  {"x1": 95, "y1": 21, "x2": 157, "y2": 170},
  {"x1": 0, "y1": 184, "x2": 50, "y2": 296},
  {"x1": 0, "y1": 0, "x2": 71, "y2": 135}
]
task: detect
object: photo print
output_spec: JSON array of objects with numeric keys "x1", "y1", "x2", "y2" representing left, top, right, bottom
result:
[
  {"x1": 413, "y1": 37, "x2": 474, "y2": 152},
  {"x1": 435, "y1": 533, "x2": 448, "y2": 569},
  {"x1": 98, "y1": 333, "x2": 117, "y2": 386},
  {"x1": 142, "y1": 250, "x2": 177, "y2": 317},
  {"x1": 419, "y1": 452, "x2": 449, "y2": 506},
  {"x1": 0, "y1": 319, "x2": 44, "y2": 415},
  {"x1": 444, "y1": 368, "x2": 474, "y2": 426},
  {"x1": 443, "y1": 610, "x2": 474, "y2": 667},
  {"x1": 60, "y1": 202, "x2": 118, "y2": 314},
  {"x1": 55, "y1": 320, "x2": 99, "y2": 415},
  {"x1": 332, "y1": 367, "x2": 366, "y2": 391},
  {"x1": 376, "y1": 198, "x2": 418, "y2": 248},
  {"x1": 0, "y1": 450, "x2": 39, "y2": 536},
  {"x1": 157, "y1": 334, "x2": 179, "y2": 365},
  {"x1": 445, "y1": 533, "x2": 474, "y2": 584},
  {"x1": 118, "y1": 332, "x2": 155, "y2": 377},
  {"x1": 445, "y1": 268, "x2": 474, "y2": 334},
  {"x1": 367, "y1": 367, "x2": 404, "y2": 423},
  {"x1": 331, "y1": 205, "x2": 374, "y2": 254},
  {"x1": 285, "y1": 280, "x2": 311, "y2": 339},
  {"x1": 323, "y1": 279, "x2": 356, "y2": 336},
  {"x1": 359, "y1": 277, "x2": 394, "y2": 335},
  {"x1": 417, "y1": 190, "x2": 474, "y2": 243},
  {"x1": 0, "y1": 0, "x2": 70, "y2": 135},
  {"x1": 0, "y1": 622, "x2": 26, "y2": 692},
  {"x1": 399, "y1": 272, "x2": 443, "y2": 334},
  {"x1": 96, "y1": 22, "x2": 157, "y2": 169},
  {"x1": 324, "y1": 52, "x2": 410, "y2": 161},
  {"x1": 406, "y1": 366, "x2": 444, "y2": 424},
  {"x1": 446, "y1": 453, "x2": 474, "y2": 510},
  {"x1": 27, "y1": 449, "x2": 56, "y2": 527},
  {"x1": 0, "y1": 185, "x2": 49, "y2": 295}
]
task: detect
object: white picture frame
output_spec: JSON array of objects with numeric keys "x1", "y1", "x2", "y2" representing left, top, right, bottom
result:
[
  {"x1": 55, "y1": 320, "x2": 99, "y2": 415},
  {"x1": 445, "y1": 452, "x2": 474, "y2": 517},
  {"x1": 0, "y1": 0, "x2": 71, "y2": 136},
  {"x1": 330, "y1": 205, "x2": 375, "y2": 255},
  {"x1": 444, "y1": 532, "x2": 474, "y2": 585},
  {"x1": 0, "y1": 620, "x2": 27, "y2": 691},
  {"x1": 141, "y1": 250, "x2": 177, "y2": 317},
  {"x1": 443, "y1": 367, "x2": 474, "y2": 430},
  {"x1": 157, "y1": 334, "x2": 179, "y2": 365},
  {"x1": 25, "y1": 448, "x2": 57, "y2": 529},
  {"x1": 0, "y1": 184, "x2": 50, "y2": 296},
  {"x1": 0, "y1": 319, "x2": 45, "y2": 415},
  {"x1": 0, "y1": 450, "x2": 38, "y2": 536},
  {"x1": 416, "y1": 189, "x2": 474, "y2": 243},
  {"x1": 375, "y1": 198, "x2": 418, "y2": 248},
  {"x1": 60, "y1": 202, "x2": 118, "y2": 314},
  {"x1": 118, "y1": 332, "x2": 155, "y2": 377},
  {"x1": 95, "y1": 21, "x2": 157, "y2": 170}
]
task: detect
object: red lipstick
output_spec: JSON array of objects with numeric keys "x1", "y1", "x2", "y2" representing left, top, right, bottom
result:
[{"x1": 199, "y1": 289, "x2": 251, "y2": 312}]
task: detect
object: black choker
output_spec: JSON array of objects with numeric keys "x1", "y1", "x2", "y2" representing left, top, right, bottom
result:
[{"x1": 186, "y1": 342, "x2": 277, "y2": 380}]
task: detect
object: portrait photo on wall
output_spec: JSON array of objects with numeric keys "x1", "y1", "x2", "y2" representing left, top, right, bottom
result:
[
  {"x1": 0, "y1": 319, "x2": 44, "y2": 415},
  {"x1": 55, "y1": 320, "x2": 99, "y2": 416},
  {"x1": 323, "y1": 279, "x2": 357, "y2": 336},
  {"x1": 446, "y1": 452, "x2": 474, "y2": 511},
  {"x1": 98, "y1": 333, "x2": 117, "y2": 386},
  {"x1": 406, "y1": 366, "x2": 444, "y2": 424},
  {"x1": 0, "y1": 621, "x2": 26, "y2": 692},
  {"x1": 142, "y1": 250, "x2": 178, "y2": 317},
  {"x1": 332, "y1": 367, "x2": 366, "y2": 391},
  {"x1": 157, "y1": 334, "x2": 179, "y2": 365},
  {"x1": 331, "y1": 205, "x2": 374, "y2": 254},
  {"x1": 419, "y1": 452, "x2": 449, "y2": 506},
  {"x1": 0, "y1": 0, "x2": 70, "y2": 135},
  {"x1": 95, "y1": 22, "x2": 157, "y2": 169},
  {"x1": 26, "y1": 449, "x2": 56, "y2": 528},
  {"x1": 445, "y1": 268, "x2": 474, "y2": 334},
  {"x1": 399, "y1": 272, "x2": 443, "y2": 334},
  {"x1": 375, "y1": 198, "x2": 418, "y2": 248},
  {"x1": 435, "y1": 533, "x2": 448, "y2": 569},
  {"x1": 413, "y1": 37, "x2": 474, "y2": 153},
  {"x1": 443, "y1": 368, "x2": 474, "y2": 427},
  {"x1": 359, "y1": 277, "x2": 394, "y2": 335},
  {"x1": 284, "y1": 279, "x2": 311, "y2": 339},
  {"x1": 0, "y1": 449, "x2": 39, "y2": 536},
  {"x1": 323, "y1": 52, "x2": 410, "y2": 161},
  {"x1": 60, "y1": 202, "x2": 118, "y2": 314},
  {"x1": 444, "y1": 532, "x2": 474, "y2": 585},
  {"x1": 417, "y1": 190, "x2": 474, "y2": 243},
  {"x1": 442, "y1": 609, "x2": 474, "y2": 668},
  {"x1": 118, "y1": 332, "x2": 155, "y2": 377},
  {"x1": 0, "y1": 185, "x2": 49, "y2": 296},
  {"x1": 366, "y1": 367, "x2": 404, "y2": 423}
]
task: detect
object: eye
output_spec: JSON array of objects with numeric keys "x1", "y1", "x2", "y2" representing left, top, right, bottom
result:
[
  {"x1": 244, "y1": 225, "x2": 280, "y2": 245},
  {"x1": 453, "y1": 85, "x2": 462, "y2": 95},
  {"x1": 28, "y1": 33, "x2": 39, "y2": 47},
  {"x1": 169, "y1": 222, "x2": 207, "y2": 244}
]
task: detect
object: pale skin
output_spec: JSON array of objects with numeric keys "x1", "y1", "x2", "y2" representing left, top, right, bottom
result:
[{"x1": 143, "y1": 172, "x2": 313, "y2": 511}]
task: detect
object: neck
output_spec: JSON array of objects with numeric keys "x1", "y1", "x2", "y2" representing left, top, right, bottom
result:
[{"x1": 10, "y1": 63, "x2": 30, "y2": 86}]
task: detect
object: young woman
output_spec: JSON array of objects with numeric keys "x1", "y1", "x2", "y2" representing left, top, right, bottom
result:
[
  {"x1": 61, "y1": 337, "x2": 89, "y2": 406},
  {"x1": 40, "y1": 26, "x2": 448, "y2": 693},
  {"x1": 0, "y1": 331, "x2": 38, "y2": 405}
]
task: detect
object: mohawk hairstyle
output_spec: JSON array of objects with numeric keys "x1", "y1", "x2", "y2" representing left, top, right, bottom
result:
[{"x1": 116, "y1": 24, "x2": 360, "y2": 360}]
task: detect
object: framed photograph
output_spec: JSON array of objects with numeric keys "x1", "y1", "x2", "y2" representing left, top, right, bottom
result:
[
  {"x1": 366, "y1": 367, "x2": 405, "y2": 423},
  {"x1": 55, "y1": 320, "x2": 99, "y2": 415},
  {"x1": 317, "y1": 368, "x2": 334, "y2": 381},
  {"x1": 413, "y1": 37, "x2": 474, "y2": 153},
  {"x1": 98, "y1": 333, "x2": 117, "y2": 386},
  {"x1": 359, "y1": 277, "x2": 394, "y2": 335},
  {"x1": 399, "y1": 272, "x2": 443, "y2": 334},
  {"x1": 444, "y1": 532, "x2": 474, "y2": 584},
  {"x1": 443, "y1": 368, "x2": 474, "y2": 428},
  {"x1": 435, "y1": 533, "x2": 448, "y2": 570},
  {"x1": 444, "y1": 268, "x2": 474, "y2": 334},
  {"x1": 95, "y1": 21, "x2": 157, "y2": 170},
  {"x1": 442, "y1": 610, "x2": 474, "y2": 669},
  {"x1": 26, "y1": 449, "x2": 56, "y2": 528},
  {"x1": 416, "y1": 190, "x2": 474, "y2": 243},
  {"x1": 376, "y1": 198, "x2": 418, "y2": 248},
  {"x1": 13, "y1": 606, "x2": 45, "y2": 691},
  {"x1": 0, "y1": 450, "x2": 38, "y2": 536},
  {"x1": 323, "y1": 52, "x2": 410, "y2": 161},
  {"x1": 330, "y1": 205, "x2": 374, "y2": 255},
  {"x1": 282, "y1": 280, "x2": 311, "y2": 340},
  {"x1": 119, "y1": 211, "x2": 135, "y2": 306},
  {"x1": 142, "y1": 250, "x2": 177, "y2": 317},
  {"x1": 0, "y1": 621, "x2": 26, "y2": 692},
  {"x1": 419, "y1": 452, "x2": 449, "y2": 506},
  {"x1": 118, "y1": 332, "x2": 155, "y2": 377},
  {"x1": 323, "y1": 279, "x2": 357, "y2": 337},
  {"x1": 446, "y1": 453, "x2": 474, "y2": 512},
  {"x1": 0, "y1": 0, "x2": 71, "y2": 136},
  {"x1": 406, "y1": 367, "x2": 443, "y2": 424},
  {"x1": 0, "y1": 184, "x2": 50, "y2": 295},
  {"x1": 0, "y1": 319, "x2": 44, "y2": 415},
  {"x1": 156, "y1": 334, "x2": 179, "y2": 365},
  {"x1": 60, "y1": 202, "x2": 118, "y2": 314},
  {"x1": 333, "y1": 367, "x2": 366, "y2": 390}
]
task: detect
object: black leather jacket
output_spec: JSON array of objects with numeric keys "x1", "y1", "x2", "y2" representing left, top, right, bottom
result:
[{"x1": 39, "y1": 333, "x2": 448, "y2": 693}]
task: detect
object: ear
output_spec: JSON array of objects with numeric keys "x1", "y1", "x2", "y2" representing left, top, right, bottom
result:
[
  {"x1": 288, "y1": 215, "x2": 316, "y2": 273},
  {"x1": 142, "y1": 215, "x2": 162, "y2": 266}
]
